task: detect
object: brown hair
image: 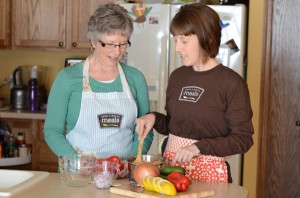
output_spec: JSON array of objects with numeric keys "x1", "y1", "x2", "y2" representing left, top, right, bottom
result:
[{"x1": 170, "y1": 3, "x2": 221, "y2": 62}]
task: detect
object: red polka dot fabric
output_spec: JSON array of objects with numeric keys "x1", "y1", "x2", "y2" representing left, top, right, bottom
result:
[{"x1": 163, "y1": 134, "x2": 228, "y2": 183}]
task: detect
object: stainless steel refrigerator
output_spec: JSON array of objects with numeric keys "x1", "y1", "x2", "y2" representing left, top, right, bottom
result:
[{"x1": 119, "y1": 2, "x2": 247, "y2": 185}]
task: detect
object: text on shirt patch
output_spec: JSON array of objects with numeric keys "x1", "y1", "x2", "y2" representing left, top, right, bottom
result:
[
  {"x1": 98, "y1": 114, "x2": 123, "y2": 128},
  {"x1": 179, "y1": 86, "x2": 204, "y2": 103}
]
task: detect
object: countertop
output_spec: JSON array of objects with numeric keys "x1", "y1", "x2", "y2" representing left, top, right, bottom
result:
[
  {"x1": 11, "y1": 173, "x2": 248, "y2": 198},
  {"x1": 0, "y1": 108, "x2": 45, "y2": 120}
]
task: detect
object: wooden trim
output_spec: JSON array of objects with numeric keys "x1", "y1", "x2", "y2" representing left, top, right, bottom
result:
[
  {"x1": 0, "y1": 0, "x2": 11, "y2": 48},
  {"x1": 31, "y1": 120, "x2": 38, "y2": 170},
  {"x1": 66, "y1": 0, "x2": 74, "y2": 50},
  {"x1": 4, "y1": 0, "x2": 11, "y2": 46},
  {"x1": 256, "y1": 0, "x2": 273, "y2": 197}
]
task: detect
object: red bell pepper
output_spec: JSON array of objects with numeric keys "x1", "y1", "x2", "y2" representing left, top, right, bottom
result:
[
  {"x1": 167, "y1": 172, "x2": 191, "y2": 192},
  {"x1": 97, "y1": 155, "x2": 124, "y2": 171}
]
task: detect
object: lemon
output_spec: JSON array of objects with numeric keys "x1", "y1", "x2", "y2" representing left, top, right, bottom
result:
[
  {"x1": 142, "y1": 176, "x2": 154, "y2": 191},
  {"x1": 156, "y1": 179, "x2": 168, "y2": 193},
  {"x1": 152, "y1": 177, "x2": 162, "y2": 193},
  {"x1": 142, "y1": 176, "x2": 177, "y2": 196},
  {"x1": 157, "y1": 179, "x2": 177, "y2": 196}
]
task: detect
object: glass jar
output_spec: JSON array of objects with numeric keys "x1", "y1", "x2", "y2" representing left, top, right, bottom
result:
[{"x1": 19, "y1": 144, "x2": 28, "y2": 157}]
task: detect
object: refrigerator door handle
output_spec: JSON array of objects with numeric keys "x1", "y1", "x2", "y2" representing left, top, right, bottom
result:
[
  {"x1": 169, "y1": 36, "x2": 178, "y2": 77},
  {"x1": 157, "y1": 35, "x2": 169, "y2": 114}
]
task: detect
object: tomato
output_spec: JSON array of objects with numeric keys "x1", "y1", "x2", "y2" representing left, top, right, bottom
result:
[
  {"x1": 180, "y1": 176, "x2": 190, "y2": 186},
  {"x1": 181, "y1": 183, "x2": 188, "y2": 192},
  {"x1": 168, "y1": 171, "x2": 183, "y2": 177},
  {"x1": 107, "y1": 156, "x2": 121, "y2": 163},
  {"x1": 167, "y1": 172, "x2": 191, "y2": 192},
  {"x1": 97, "y1": 158, "x2": 106, "y2": 164},
  {"x1": 174, "y1": 181, "x2": 182, "y2": 191},
  {"x1": 107, "y1": 156, "x2": 124, "y2": 170},
  {"x1": 97, "y1": 155, "x2": 124, "y2": 171}
]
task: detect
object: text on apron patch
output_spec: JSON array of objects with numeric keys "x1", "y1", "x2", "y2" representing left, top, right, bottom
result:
[{"x1": 98, "y1": 113, "x2": 123, "y2": 128}]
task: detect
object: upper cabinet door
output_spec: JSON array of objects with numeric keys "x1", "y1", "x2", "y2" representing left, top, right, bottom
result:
[
  {"x1": 0, "y1": 0, "x2": 11, "y2": 48},
  {"x1": 70, "y1": 0, "x2": 113, "y2": 50},
  {"x1": 13, "y1": 0, "x2": 67, "y2": 49}
]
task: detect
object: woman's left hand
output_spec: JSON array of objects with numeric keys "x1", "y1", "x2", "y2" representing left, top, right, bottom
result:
[{"x1": 171, "y1": 144, "x2": 200, "y2": 165}]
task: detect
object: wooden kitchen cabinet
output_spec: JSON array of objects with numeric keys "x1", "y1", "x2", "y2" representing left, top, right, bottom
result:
[
  {"x1": 12, "y1": 0, "x2": 114, "y2": 51},
  {"x1": 70, "y1": 0, "x2": 114, "y2": 50},
  {"x1": 0, "y1": 117, "x2": 58, "y2": 172},
  {"x1": 34, "y1": 120, "x2": 58, "y2": 172},
  {"x1": 257, "y1": 0, "x2": 300, "y2": 197},
  {"x1": 0, "y1": 0, "x2": 11, "y2": 48},
  {"x1": 13, "y1": 0, "x2": 67, "y2": 49}
]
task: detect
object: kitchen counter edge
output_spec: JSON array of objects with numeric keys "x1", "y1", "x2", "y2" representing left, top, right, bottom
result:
[{"x1": 0, "y1": 108, "x2": 46, "y2": 120}]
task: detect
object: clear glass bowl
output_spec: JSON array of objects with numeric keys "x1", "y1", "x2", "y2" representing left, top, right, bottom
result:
[{"x1": 59, "y1": 155, "x2": 96, "y2": 187}]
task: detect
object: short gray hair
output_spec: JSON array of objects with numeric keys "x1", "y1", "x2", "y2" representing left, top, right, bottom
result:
[{"x1": 87, "y1": 3, "x2": 133, "y2": 44}]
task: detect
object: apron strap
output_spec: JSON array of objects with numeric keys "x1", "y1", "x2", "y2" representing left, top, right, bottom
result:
[
  {"x1": 82, "y1": 55, "x2": 134, "y2": 101},
  {"x1": 83, "y1": 55, "x2": 93, "y2": 92}
]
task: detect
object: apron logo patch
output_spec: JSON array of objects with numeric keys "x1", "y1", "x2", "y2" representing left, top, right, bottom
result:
[
  {"x1": 98, "y1": 114, "x2": 123, "y2": 128},
  {"x1": 179, "y1": 86, "x2": 204, "y2": 103}
]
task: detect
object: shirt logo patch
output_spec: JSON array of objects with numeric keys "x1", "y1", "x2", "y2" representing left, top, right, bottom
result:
[
  {"x1": 98, "y1": 114, "x2": 123, "y2": 128},
  {"x1": 179, "y1": 86, "x2": 204, "y2": 103}
]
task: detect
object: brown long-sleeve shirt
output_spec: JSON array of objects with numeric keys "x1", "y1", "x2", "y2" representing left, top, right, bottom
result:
[{"x1": 153, "y1": 65, "x2": 254, "y2": 157}]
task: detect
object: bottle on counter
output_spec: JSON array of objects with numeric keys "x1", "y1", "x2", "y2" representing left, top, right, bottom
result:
[
  {"x1": 17, "y1": 132, "x2": 26, "y2": 157},
  {"x1": 17, "y1": 132, "x2": 26, "y2": 144},
  {"x1": 6, "y1": 135, "x2": 15, "y2": 158},
  {"x1": 19, "y1": 143, "x2": 28, "y2": 157},
  {"x1": 28, "y1": 65, "x2": 39, "y2": 112},
  {"x1": 14, "y1": 138, "x2": 19, "y2": 157}
]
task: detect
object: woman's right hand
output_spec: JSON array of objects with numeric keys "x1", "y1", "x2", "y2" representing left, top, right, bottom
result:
[
  {"x1": 135, "y1": 113, "x2": 155, "y2": 140},
  {"x1": 118, "y1": 160, "x2": 129, "y2": 178}
]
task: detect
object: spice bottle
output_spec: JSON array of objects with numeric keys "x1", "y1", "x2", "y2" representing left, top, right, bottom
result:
[
  {"x1": 6, "y1": 136, "x2": 15, "y2": 158},
  {"x1": 19, "y1": 144, "x2": 28, "y2": 157},
  {"x1": 17, "y1": 132, "x2": 26, "y2": 145},
  {"x1": 28, "y1": 65, "x2": 39, "y2": 112}
]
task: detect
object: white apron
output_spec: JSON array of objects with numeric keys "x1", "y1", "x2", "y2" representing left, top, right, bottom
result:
[{"x1": 66, "y1": 56, "x2": 137, "y2": 159}]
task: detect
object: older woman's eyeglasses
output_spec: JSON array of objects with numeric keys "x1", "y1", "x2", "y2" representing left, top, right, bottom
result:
[{"x1": 98, "y1": 40, "x2": 131, "y2": 49}]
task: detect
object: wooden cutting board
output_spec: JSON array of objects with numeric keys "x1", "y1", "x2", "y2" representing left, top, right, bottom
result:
[{"x1": 110, "y1": 182, "x2": 215, "y2": 198}]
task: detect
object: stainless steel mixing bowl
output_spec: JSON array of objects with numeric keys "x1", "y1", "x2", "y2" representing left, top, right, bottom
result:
[{"x1": 128, "y1": 154, "x2": 166, "y2": 183}]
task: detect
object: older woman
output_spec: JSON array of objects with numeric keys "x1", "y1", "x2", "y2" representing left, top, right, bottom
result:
[
  {"x1": 135, "y1": 3, "x2": 254, "y2": 183},
  {"x1": 44, "y1": 3, "x2": 153, "y2": 176}
]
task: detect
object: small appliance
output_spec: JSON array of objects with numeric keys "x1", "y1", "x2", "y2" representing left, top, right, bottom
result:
[{"x1": 10, "y1": 66, "x2": 27, "y2": 109}]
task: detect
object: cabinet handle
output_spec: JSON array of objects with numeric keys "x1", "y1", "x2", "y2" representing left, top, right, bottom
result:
[
  {"x1": 296, "y1": 121, "x2": 300, "y2": 126},
  {"x1": 58, "y1": 42, "x2": 64, "y2": 47},
  {"x1": 72, "y1": 42, "x2": 77, "y2": 47}
]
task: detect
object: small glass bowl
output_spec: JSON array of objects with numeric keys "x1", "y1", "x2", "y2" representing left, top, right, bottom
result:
[{"x1": 93, "y1": 160, "x2": 119, "y2": 189}]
